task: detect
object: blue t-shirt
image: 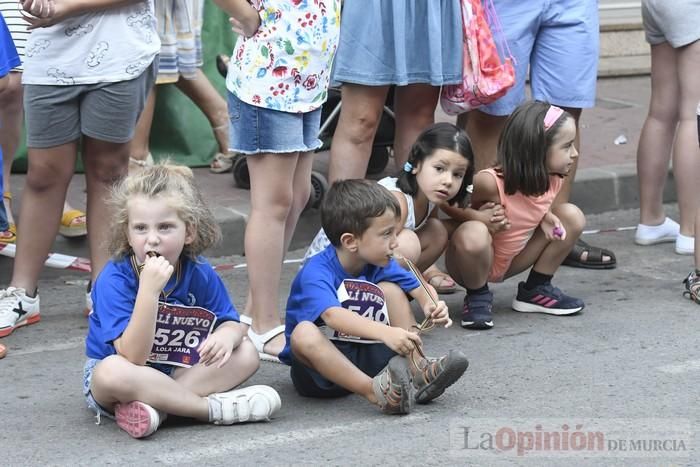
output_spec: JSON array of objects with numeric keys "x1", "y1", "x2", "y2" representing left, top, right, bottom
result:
[
  {"x1": 279, "y1": 245, "x2": 420, "y2": 365},
  {"x1": 0, "y1": 14, "x2": 20, "y2": 76},
  {"x1": 86, "y1": 255, "x2": 239, "y2": 360}
]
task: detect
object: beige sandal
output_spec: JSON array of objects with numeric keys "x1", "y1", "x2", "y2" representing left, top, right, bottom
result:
[{"x1": 210, "y1": 152, "x2": 235, "y2": 174}]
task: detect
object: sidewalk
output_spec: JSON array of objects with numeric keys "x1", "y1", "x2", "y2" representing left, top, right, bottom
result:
[{"x1": 8, "y1": 75, "x2": 668, "y2": 258}]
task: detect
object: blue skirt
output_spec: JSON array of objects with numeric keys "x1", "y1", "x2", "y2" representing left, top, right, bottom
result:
[{"x1": 331, "y1": 0, "x2": 463, "y2": 87}]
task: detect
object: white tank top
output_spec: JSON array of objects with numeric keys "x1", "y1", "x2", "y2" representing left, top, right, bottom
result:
[{"x1": 302, "y1": 177, "x2": 435, "y2": 262}]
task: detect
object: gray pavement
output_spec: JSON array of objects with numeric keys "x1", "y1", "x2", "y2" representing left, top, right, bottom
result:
[{"x1": 1, "y1": 205, "x2": 698, "y2": 466}]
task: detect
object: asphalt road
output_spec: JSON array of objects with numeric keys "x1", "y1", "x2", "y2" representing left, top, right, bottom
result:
[{"x1": 0, "y1": 205, "x2": 698, "y2": 466}]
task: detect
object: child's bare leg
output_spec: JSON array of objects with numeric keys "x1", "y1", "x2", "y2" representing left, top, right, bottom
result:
[
  {"x1": 414, "y1": 217, "x2": 448, "y2": 271},
  {"x1": 244, "y1": 152, "x2": 302, "y2": 356},
  {"x1": 282, "y1": 152, "x2": 313, "y2": 254},
  {"x1": 445, "y1": 221, "x2": 492, "y2": 289},
  {"x1": 0, "y1": 72, "x2": 22, "y2": 225},
  {"x1": 173, "y1": 338, "x2": 260, "y2": 397},
  {"x1": 82, "y1": 137, "x2": 130, "y2": 282},
  {"x1": 129, "y1": 87, "x2": 156, "y2": 163},
  {"x1": 446, "y1": 220, "x2": 494, "y2": 329},
  {"x1": 393, "y1": 84, "x2": 440, "y2": 169},
  {"x1": 672, "y1": 40, "x2": 700, "y2": 238},
  {"x1": 395, "y1": 229, "x2": 421, "y2": 265},
  {"x1": 505, "y1": 203, "x2": 585, "y2": 277},
  {"x1": 10, "y1": 143, "x2": 77, "y2": 293},
  {"x1": 290, "y1": 322, "x2": 376, "y2": 402},
  {"x1": 328, "y1": 84, "x2": 389, "y2": 183},
  {"x1": 378, "y1": 281, "x2": 417, "y2": 330},
  {"x1": 90, "y1": 355, "x2": 210, "y2": 420},
  {"x1": 175, "y1": 70, "x2": 230, "y2": 154},
  {"x1": 242, "y1": 153, "x2": 312, "y2": 347},
  {"x1": 695, "y1": 207, "x2": 700, "y2": 268}
]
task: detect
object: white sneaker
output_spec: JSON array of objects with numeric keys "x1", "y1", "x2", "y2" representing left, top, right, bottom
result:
[
  {"x1": 676, "y1": 233, "x2": 695, "y2": 255},
  {"x1": 208, "y1": 385, "x2": 281, "y2": 425},
  {"x1": 115, "y1": 400, "x2": 166, "y2": 439},
  {"x1": 635, "y1": 217, "x2": 679, "y2": 245},
  {"x1": 0, "y1": 287, "x2": 40, "y2": 338}
]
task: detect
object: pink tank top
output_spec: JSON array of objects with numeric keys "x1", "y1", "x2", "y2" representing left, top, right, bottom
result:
[{"x1": 482, "y1": 168, "x2": 563, "y2": 281}]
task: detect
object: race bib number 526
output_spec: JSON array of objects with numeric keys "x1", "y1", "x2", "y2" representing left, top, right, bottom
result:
[{"x1": 147, "y1": 303, "x2": 217, "y2": 368}]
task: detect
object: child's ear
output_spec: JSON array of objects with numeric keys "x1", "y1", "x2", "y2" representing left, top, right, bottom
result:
[
  {"x1": 412, "y1": 160, "x2": 421, "y2": 174},
  {"x1": 340, "y1": 232, "x2": 359, "y2": 252},
  {"x1": 184, "y1": 225, "x2": 196, "y2": 246}
]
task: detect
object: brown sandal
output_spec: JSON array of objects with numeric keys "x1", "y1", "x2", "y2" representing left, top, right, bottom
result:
[{"x1": 423, "y1": 269, "x2": 458, "y2": 294}]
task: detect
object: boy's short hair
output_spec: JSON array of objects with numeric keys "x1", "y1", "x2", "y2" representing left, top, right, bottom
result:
[{"x1": 321, "y1": 179, "x2": 401, "y2": 246}]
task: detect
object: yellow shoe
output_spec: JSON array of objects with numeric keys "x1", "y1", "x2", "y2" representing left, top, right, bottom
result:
[
  {"x1": 59, "y1": 209, "x2": 87, "y2": 238},
  {"x1": 0, "y1": 224, "x2": 16, "y2": 244}
]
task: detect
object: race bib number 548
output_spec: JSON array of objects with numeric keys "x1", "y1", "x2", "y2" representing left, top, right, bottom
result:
[
  {"x1": 329, "y1": 279, "x2": 389, "y2": 344},
  {"x1": 147, "y1": 303, "x2": 217, "y2": 368}
]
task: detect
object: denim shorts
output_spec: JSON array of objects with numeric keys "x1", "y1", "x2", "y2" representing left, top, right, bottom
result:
[
  {"x1": 227, "y1": 91, "x2": 322, "y2": 155},
  {"x1": 290, "y1": 341, "x2": 395, "y2": 398},
  {"x1": 480, "y1": 0, "x2": 599, "y2": 116},
  {"x1": 23, "y1": 59, "x2": 157, "y2": 148},
  {"x1": 83, "y1": 357, "x2": 174, "y2": 419}
]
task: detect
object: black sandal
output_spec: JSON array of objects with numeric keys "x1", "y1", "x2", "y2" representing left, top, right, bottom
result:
[
  {"x1": 216, "y1": 54, "x2": 230, "y2": 78},
  {"x1": 562, "y1": 239, "x2": 617, "y2": 269}
]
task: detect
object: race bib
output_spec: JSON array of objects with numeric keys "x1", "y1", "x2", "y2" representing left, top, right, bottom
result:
[
  {"x1": 326, "y1": 279, "x2": 389, "y2": 344},
  {"x1": 147, "y1": 302, "x2": 217, "y2": 368}
]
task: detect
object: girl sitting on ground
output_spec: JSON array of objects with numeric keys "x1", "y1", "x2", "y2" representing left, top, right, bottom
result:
[{"x1": 83, "y1": 163, "x2": 281, "y2": 438}]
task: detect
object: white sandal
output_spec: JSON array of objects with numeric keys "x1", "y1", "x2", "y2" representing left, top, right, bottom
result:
[{"x1": 239, "y1": 314, "x2": 284, "y2": 364}]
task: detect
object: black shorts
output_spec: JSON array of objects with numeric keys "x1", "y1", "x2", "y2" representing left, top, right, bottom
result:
[{"x1": 290, "y1": 340, "x2": 396, "y2": 398}]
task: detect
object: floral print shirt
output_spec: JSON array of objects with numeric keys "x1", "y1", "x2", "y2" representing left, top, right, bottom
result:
[{"x1": 226, "y1": 0, "x2": 340, "y2": 113}]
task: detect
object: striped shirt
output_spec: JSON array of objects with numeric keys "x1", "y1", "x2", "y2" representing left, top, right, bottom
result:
[{"x1": 0, "y1": 1, "x2": 28, "y2": 70}]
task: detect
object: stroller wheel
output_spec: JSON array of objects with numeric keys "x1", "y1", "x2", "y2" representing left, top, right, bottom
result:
[
  {"x1": 232, "y1": 154, "x2": 250, "y2": 189},
  {"x1": 367, "y1": 146, "x2": 391, "y2": 176},
  {"x1": 307, "y1": 171, "x2": 329, "y2": 210}
]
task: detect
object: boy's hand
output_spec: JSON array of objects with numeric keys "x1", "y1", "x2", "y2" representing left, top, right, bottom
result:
[
  {"x1": 423, "y1": 299, "x2": 452, "y2": 328},
  {"x1": 139, "y1": 255, "x2": 174, "y2": 298},
  {"x1": 540, "y1": 212, "x2": 566, "y2": 241},
  {"x1": 198, "y1": 327, "x2": 235, "y2": 368},
  {"x1": 383, "y1": 327, "x2": 422, "y2": 357}
]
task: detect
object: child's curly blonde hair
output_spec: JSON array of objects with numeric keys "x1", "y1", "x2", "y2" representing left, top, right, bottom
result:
[{"x1": 107, "y1": 161, "x2": 221, "y2": 260}]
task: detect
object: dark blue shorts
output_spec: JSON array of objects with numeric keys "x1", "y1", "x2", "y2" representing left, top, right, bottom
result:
[{"x1": 290, "y1": 341, "x2": 396, "y2": 398}]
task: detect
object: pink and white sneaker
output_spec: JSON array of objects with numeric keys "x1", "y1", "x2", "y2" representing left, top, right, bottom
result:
[{"x1": 114, "y1": 401, "x2": 165, "y2": 439}]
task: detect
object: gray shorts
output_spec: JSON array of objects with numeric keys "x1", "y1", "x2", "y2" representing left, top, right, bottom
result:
[
  {"x1": 642, "y1": 0, "x2": 700, "y2": 48},
  {"x1": 23, "y1": 60, "x2": 157, "y2": 148}
]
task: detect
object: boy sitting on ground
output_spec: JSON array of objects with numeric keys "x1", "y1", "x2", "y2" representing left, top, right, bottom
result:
[{"x1": 279, "y1": 180, "x2": 468, "y2": 414}]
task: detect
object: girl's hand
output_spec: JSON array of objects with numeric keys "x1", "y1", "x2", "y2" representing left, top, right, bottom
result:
[
  {"x1": 382, "y1": 327, "x2": 422, "y2": 357},
  {"x1": 198, "y1": 328, "x2": 235, "y2": 368},
  {"x1": 423, "y1": 299, "x2": 452, "y2": 328},
  {"x1": 139, "y1": 255, "x2": 174, "y2": 297},
  {"x1": 479, "y1": 202, "x2": 510, "y2": 234},
  {"x1": 229, "y1": 5, "x2": 261, "y2": 38},
  {"x1": 20, "y1": 0, "x2": 54, "y2": 18},
  {"x1": 20, "y1": 0, "x2": 59, "y2": 29},
  {"x1": 540, "y1": 212, "x2": 566, "y2": 241}
]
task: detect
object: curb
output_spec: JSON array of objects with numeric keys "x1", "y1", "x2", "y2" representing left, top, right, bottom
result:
[
  {"x1": 570, "y1": 164, "x2": 675, "y2": 215},
  {"x1": 43, "y1": 163, "x2": 675, "y2": 260}
]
